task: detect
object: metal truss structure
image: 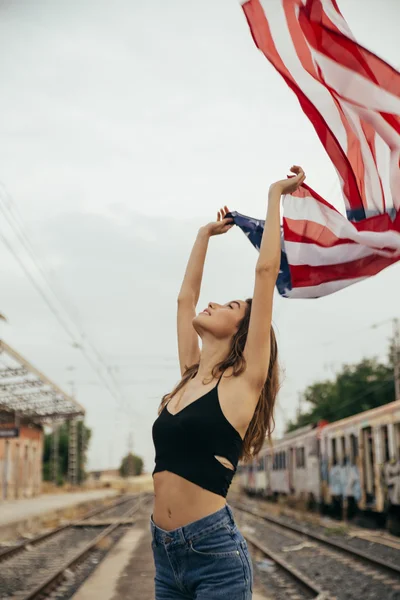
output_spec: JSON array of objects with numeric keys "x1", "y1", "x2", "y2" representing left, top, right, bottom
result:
[{"x1": 0, "y1": 340, "x2": 85, "y2": 423}]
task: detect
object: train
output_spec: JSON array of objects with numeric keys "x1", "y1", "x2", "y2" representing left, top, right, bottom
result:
[{"x1": 239, "y1": 399, "x2": 400, "y2": 534}]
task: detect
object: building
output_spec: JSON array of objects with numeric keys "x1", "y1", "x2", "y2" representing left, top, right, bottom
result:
[
  {"x1": 87, "y1": 469, "x2": 120, "y2": 483},
  {"x1": 0, "y1": 340, "x2": 85, "y2": 500}
]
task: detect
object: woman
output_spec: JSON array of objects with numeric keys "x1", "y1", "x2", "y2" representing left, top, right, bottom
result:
[{"x1": 151, "y1": 166, "x2": 306, "y2": 599}]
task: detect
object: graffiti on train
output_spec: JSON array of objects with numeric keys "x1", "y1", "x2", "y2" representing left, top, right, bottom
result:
[
  {"x1": 323, "y1": 459, "x2": 362, "y2": 501},
  {"x1": 383, "y1": 459, "x2": 400, "y2": 505}
]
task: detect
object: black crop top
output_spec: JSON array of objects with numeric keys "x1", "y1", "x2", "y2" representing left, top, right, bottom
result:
[{"x1": 152, "y1": 374, "x2": 243, "y2": 497}]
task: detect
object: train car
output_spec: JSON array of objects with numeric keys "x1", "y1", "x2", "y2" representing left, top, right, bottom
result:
[
  {"x1": 239, "y1": 456, "x2": 260, "y2": 497},
  {"x1": 320, "y1": 399, "x2": 400, "y2": 532},
  {"x1": 240, "y1": 399, "x2": 400, "y2": 533},
  {"x1": 266, "y1": 423, "x2": 326, "y2": 506},
  {"x1": 241, "y1": 423, "x2": 327, "y2": 506}
]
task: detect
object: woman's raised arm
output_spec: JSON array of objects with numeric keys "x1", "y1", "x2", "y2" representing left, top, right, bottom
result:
[
  {"x1": 177, "y1": 207, "x2": 233, "y2": 375},
  {"x1": 243, "y1": 166, "x2": 306, "y2": 390}
]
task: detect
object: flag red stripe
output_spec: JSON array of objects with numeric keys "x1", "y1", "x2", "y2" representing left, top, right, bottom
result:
[
  {"x1": 290, "y1": 252, "x2": 399, "y2": 288},
  {"x1": 283, "y1": 218, "x2": 355, "y2": 247}
]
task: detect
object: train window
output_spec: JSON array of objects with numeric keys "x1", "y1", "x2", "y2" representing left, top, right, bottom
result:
[
  {"x1": 350, "y1": 434, "x2": 358, "y2": 465},
  {"x1": 331, "y1": 438, "x2": 337, "y2": 466},
  {"x1": 296, "y1": 447, "x2": 305, "y2": 468},
  {"x1": 274, "y1": 452, "x2": 285, "y2": 470},
  {"x1": 381, "y1": 425, "x2": 390, "y2": 463},
  {"x1": 362, "y1": 426, "x2": 376, "y2": 497},
  {"x1": 309, "y1": 437, "x2": 318, "y2": 456},
  {"x1": 395, "y1": 423, "x2": 400, "y2": 460},
  {"x1": 340, "y1": 436, "x2": 346, "y2": 464}
]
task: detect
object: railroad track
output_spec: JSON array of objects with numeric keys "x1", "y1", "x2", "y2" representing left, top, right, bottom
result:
[
  {"x1": 350, "y1": 529, "x2": 400, "y2": 552},
  {"x1": 0, "y1": 494, "x2": 135, "y2": 563},
  {"x1": 245, "y1": 531, "x2": 328, "y2": 599},
  {"x1": 0, "y1": 494, "x2": 145, "y2": 599},
  {"x1": 233, "y1": 500, "x2": 400, "y2": 577},
  {"x1": 232, "y1": 501, "x2": 400, "y2": 600}
]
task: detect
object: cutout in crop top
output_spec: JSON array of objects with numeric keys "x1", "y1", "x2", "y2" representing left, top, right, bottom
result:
[{"x1": 152, "y1": 373, "x2": 243, "y2": 498}]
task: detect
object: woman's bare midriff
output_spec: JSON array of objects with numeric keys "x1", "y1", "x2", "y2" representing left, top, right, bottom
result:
[{"x1": 152, "y1": 471, "x2": 226, "y2": 530}]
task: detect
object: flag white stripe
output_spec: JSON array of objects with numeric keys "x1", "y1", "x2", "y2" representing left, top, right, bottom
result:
[
  {"x1": 390, "y1": 149, "x2": 400, "y2": 210},
  {"x1": 312, "y1": 50, "x2": 400, "y2": 113},
  {"x1": 374, "y1": 124, "x2": 393, "y2": 211},
  {"x1": 320, "y1": 0, "x2": 355, "y2": 39},
  {"x1": 284, "y1": 241, "x2": 393, "y2": 267},
  {"x1": 285, "y1": 277, "x2": 367, "y2": 298},
  {"x1": 283, "y1": 195, "x2": 400, "y2": 250}
]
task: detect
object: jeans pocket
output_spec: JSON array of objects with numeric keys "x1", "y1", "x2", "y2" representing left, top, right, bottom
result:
[
  {"x1": 189, "y1": 523, "x2": 240, "y2": 558},
  {"x1": 149, "y1": 519, "x2": 157, "y2": 549},
  {"x1": 239, "y1": 540, "x2": 253, "y2": 593}
]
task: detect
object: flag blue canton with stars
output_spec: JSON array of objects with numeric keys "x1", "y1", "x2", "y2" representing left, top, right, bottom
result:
[{"x1": 228, "y1": 211, "x2": 293, "y2": 298}]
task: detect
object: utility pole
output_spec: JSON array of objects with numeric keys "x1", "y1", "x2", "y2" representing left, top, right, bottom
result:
[
  {"x1": 51, "y1": 423, "x2": 59, "y2": 485},
  {"x1": 66, "y1": 365, "x2": 76, "y2": 398},
  {"x1": 68, "y1": 417, "x2": 78, "y2": 486},
  {"x1": 67, "y1": 380, "x2": 76, "y2": 398},
  {"x1": 79, "y1": 419, "x2": 86, "y2": 484},
  {"x1": 394, "y1": 318, "x2": 400, "y2": 401}
]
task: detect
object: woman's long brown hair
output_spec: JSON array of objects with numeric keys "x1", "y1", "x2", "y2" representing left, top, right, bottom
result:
[{"x1": 158, "y1": 299, "x2": 279, "y2": 461}]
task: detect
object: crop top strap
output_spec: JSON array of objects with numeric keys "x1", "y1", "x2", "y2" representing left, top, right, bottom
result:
[{"x1": 216, "y1": 371, "x2": 224, "y2": 387}]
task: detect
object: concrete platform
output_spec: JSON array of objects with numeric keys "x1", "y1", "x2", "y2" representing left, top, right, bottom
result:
[
  {"x1": 0, "y1": 489, "x2": 117, "y2": 541},
  {"x1": 72, "y1": 511, "x2": 272, "y2": 600}
]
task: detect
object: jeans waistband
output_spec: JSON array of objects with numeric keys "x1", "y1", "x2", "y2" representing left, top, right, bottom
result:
[{"x1": 150, "y1": 503, "x2": 235, "y2": 546}]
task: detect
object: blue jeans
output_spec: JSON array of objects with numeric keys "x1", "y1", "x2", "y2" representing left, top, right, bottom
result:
[{"x1": 150, "y1": 503, "x2": 253, "y2": 599}]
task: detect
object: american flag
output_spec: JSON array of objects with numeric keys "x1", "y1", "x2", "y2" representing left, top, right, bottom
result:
[{"x1": 233, "y1": 0, "x2": 400, "y2": 298}]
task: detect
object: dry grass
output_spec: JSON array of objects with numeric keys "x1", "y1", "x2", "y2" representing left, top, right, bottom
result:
[
  {"x1": 86, "y1": 474, "x2": 154, "y2": 495},
  {"x1": 95, "y1": 535, "x2": 114, "y2": 550}
]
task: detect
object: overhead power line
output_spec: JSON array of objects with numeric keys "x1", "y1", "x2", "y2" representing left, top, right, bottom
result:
[{"x1": 0, "y1": 183, "x2": 128, "y2": 410}]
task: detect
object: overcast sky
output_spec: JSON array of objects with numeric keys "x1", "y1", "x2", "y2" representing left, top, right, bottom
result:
[{"x1": 0, "y1": 0, "x2": 399, "y2": 472}]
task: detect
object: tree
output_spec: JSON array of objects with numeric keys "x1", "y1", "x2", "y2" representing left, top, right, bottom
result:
[
  {"x1": 42, "y1": 421, "x2": 91, "y2": 485},
  {"x1": 119, "y1": 453, "x2": 144, "y2": 477},
  {"x1": 286, "y1": 353, "x2": 395, "y2": 433}
]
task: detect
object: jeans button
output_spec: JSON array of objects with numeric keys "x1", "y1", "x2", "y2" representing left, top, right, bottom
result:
[{"x1": 165, "y1": 536, "x2": 172, "y2": 543}]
